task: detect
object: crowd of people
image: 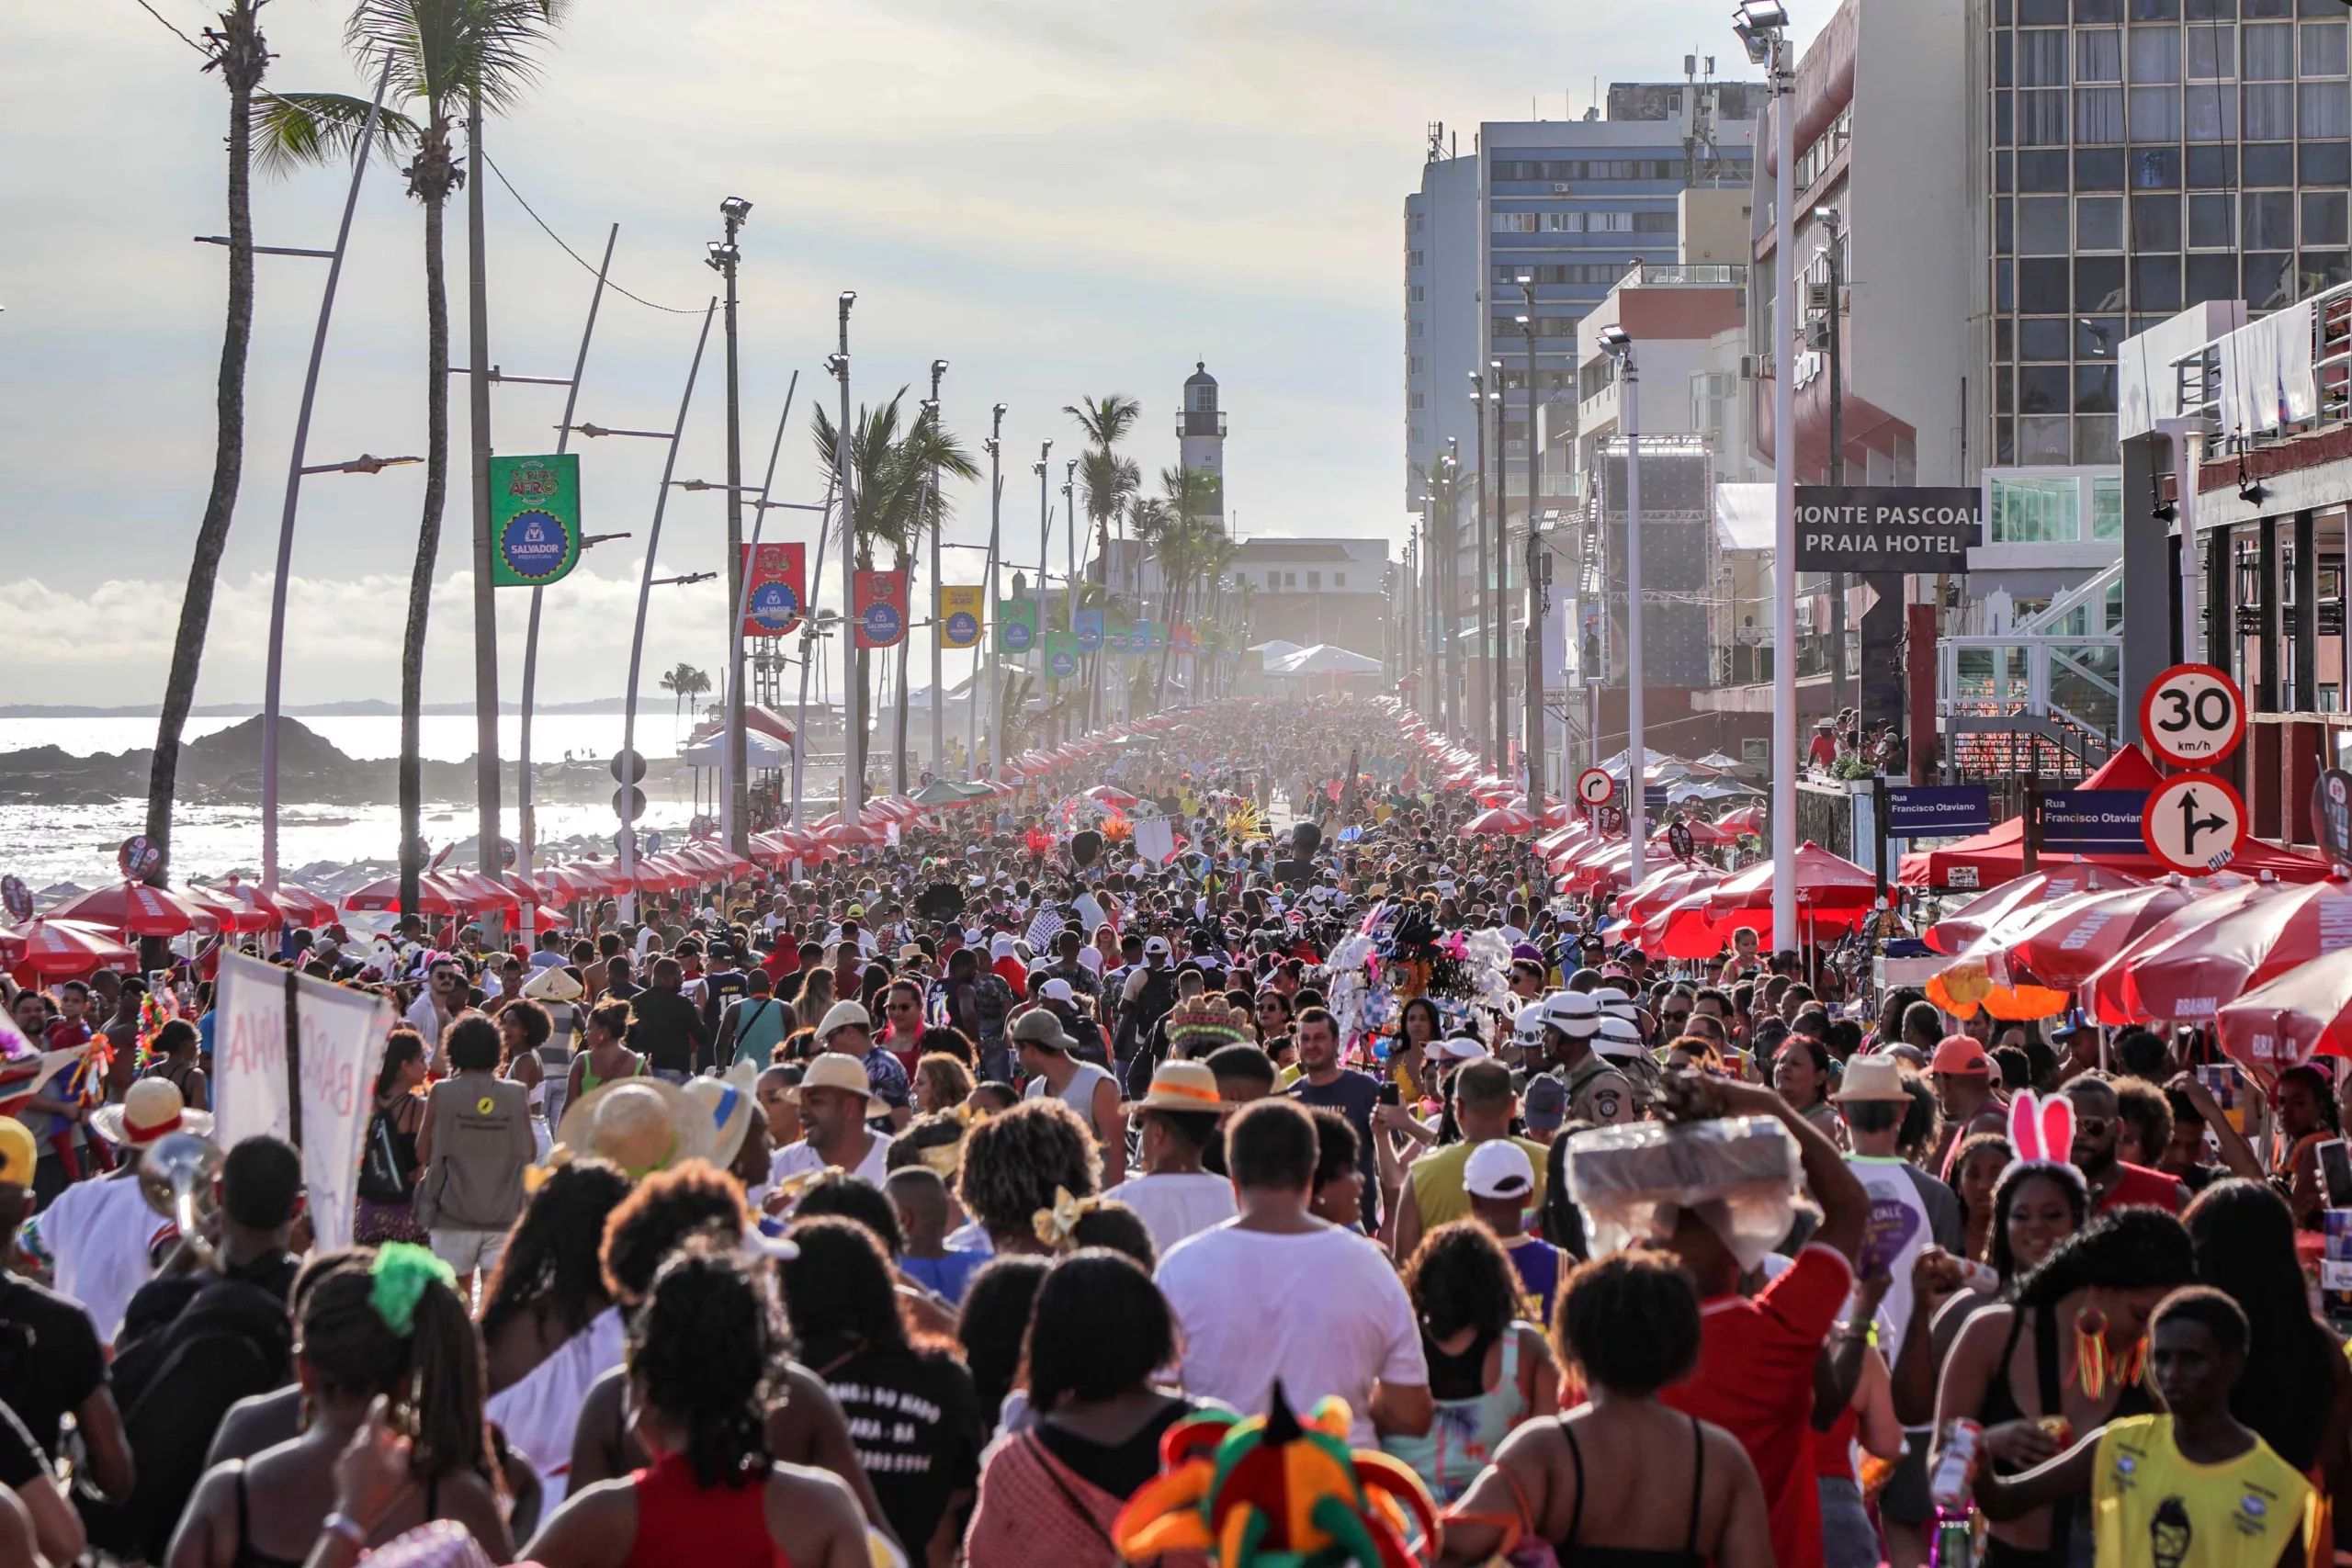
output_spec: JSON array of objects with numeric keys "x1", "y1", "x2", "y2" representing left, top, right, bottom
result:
[{"x1": 0, "y1": 695, "x2": 2342, "y2": 1568}]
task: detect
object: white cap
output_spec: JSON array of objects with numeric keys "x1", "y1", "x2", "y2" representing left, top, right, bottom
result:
[
  {"x1": 1464, "y1": 1139, "x2": 1537, "y2": 1201},
  {"x1": 1593, "y1": 1014, "x2": 1645, "y2": 1060},
  {"x1": 989, "y1": 933, "x2": 1017, "y2": 959},
  {"x1": 1144, "y1": 935, "x2": 1172, "y2": 957},
  {"x1": 1040, "y1": 977, "x2": 1075, "y2": 1003},
  {"x1": 1429, "y1": 1034, "x2": 1490, "y2": 1062},
  {"x1": 1541, "y1": 991, "x2": 1602, "y2": 1038}
]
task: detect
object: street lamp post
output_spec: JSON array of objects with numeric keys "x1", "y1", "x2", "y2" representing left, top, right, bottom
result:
[
  {"x1": 926, "y1": 359, "x2": 948, "y2": 780},
  {"x1": 1487, "y1": 372, "x2": 1507, "y2": 773},
  {"x1": 1736, "y1": 0, "x2": 1800, "y2": 951},
  {"x1": 616, "y1": 299, "x2": 718, "y2": 921},
  {"x1": 833, "y1": 293, "x2": 861, "y2": 824},
  {"x1": 1517, "y1": 276, "x2": 1547, "y2": 825},
  {"x1": 977, "y1": 404, "x2": 1006, "y2": 779},
  {"x1": 258, "y1": 53, "x2": 393, "y2": 897},
  {"x1": 711, "y1": 196, "x2": 752, "y2": 855},
  {"x1": 1600, "y1": 326, "x2": 1645, "y2": 887},
  {"x1": 1036, "y1": 440, "x2": 1053, "y2": 735}
]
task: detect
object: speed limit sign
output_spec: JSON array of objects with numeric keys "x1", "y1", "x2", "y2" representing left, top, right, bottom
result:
[
  {"x1": 2139, "y1": 663, "x2": 2245, "y2": 769},
  {"x1": 1576, "y1": 767, "x2": 1616, "y2": 807},
  {"x1": 2143, "y1": 772, "x2": 2248, "y2": 874}
]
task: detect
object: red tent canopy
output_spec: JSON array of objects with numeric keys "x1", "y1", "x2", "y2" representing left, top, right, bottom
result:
[
  {"x1": 1706, "y1": 841, "x2": 1879, "y2": 933},
  {"x1": 744, "y1": 705, "x2": 797, "y2": 748},
  {"x1": 7, "y1": 919, "x2": 137, "y2": 982},
  {"x1": 47, "y1": 883, "x2": 221, "y2": 938},
  {"x1": 1901, "y1": 748, "x2": 2333, "y2": 887}
]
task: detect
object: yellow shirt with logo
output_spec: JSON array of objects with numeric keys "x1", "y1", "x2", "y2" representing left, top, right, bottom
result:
[{"x1": 2091, "y1": 1415, "x2": 2314, "y2": 1568}]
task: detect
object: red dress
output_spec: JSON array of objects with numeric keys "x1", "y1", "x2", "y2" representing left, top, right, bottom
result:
[{"x1": 624, "y1": 1453, "x2": 787, "y2": 1568}]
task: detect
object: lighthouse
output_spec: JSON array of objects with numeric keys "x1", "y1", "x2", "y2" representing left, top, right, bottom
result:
[{"x1": 1178, "y1": 361, "x2": 1226, "y2": 521}]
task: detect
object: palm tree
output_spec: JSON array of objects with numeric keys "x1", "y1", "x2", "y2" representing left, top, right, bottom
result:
[
  {"x1": 141, "y1": 5, "x2": 413, "y2": 889},
  {"x1": 659, "y1": 662, "x2": 709, "y2": 728},
  {"x1": 810, "y1": 394, "x2": 978, "y2": 795},
  {"x1": 1146, "y1": 466, "x2": 1227, "y2": 709},
  {"x1": 346, "y1": 0, "x2": 567, "y2": 917}
]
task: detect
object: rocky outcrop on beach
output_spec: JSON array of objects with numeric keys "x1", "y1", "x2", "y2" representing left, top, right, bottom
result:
[{"x1": 0, "y1": 715, "x2": 681, "y2": 809}]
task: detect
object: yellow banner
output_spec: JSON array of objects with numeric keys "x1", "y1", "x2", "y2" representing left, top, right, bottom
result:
[{"x1": 937, "y1": 585, "x2": 985, "y2": 649}]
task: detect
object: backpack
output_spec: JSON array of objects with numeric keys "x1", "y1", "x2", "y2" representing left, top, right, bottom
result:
[
  {"x1": 1117, "y1": 967, "x2": 1178, "y2": 1062},
  {"x1": 968, "y1": 974, "x2": 1013, "y2": 1044}
]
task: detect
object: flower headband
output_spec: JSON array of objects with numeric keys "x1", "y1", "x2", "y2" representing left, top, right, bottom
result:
[{"x1": 1032, "y1": 1185, "x2": 1102, "y2": 1249}]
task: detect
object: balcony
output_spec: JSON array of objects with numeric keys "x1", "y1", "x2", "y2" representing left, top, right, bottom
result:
[
  {"x1": 1628, "y1": 263, "x2": 1748, "y2": 288},
  {"x1": 1178, "y1": 412, "x2": 1228, "y2": 438}
]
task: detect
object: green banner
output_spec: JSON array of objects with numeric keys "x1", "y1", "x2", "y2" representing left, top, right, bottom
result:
[
  {"x1": 489, "y1": 454, "x2": 581, "y2": 586},
  {"x1": 1046, "y1": 630, "x2": 1080, "y2": 681},
  {"x1": 997, "y1": 598, "x2": 1036, "y2": 654}
]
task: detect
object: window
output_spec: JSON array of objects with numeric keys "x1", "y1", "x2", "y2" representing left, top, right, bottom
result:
[
  {"x1": 1306, "y1": 572, "x2": 1320, "y2": 592},
  {"x1": 2133, "y1": 192, "x2": 2184, "y2": 247},
  {"x1": 2245, "y1": 83, "x2": 2295, "y2": 139},
  {"x1": 2078, "y1": 87, "x2": 2127, "y2": 141},
  {"x1": 2092, "y1": 477, "x2": 2124, "y2": 541},
  {"x1": 2021, "y1": 89, "x2": 2071, "y2": 143},
  {"x1": 1283, "y1": 572, "x2": 1296, "y2": 589},
  {"x1": 2302, "y1": 81, "x2": 2352, "y2": 137},
  {"x1": 2244, "y1": 22, "x2": 2294, "y2": 78},
  {"x1": 2190, "y1": 192, "x2": 2235, "y2": 246},
  {"x1": 2078, "y1": 195, "x2": 2125, "y2": 248},
  {"x1": 2019, "y1": 196, "x2": 2073, "y2": 253},
  {"x1": 1633, "y1": 211, "x2": 1678, "y2": 231},
  {"x1": 2187, "y1": 85, "x2": 2238, "y2": 141},
  {"x1": 2246, "y1": 189, "x2": 2296, "y2": 248},
  {"x1": 2079, "y1": 28, "x2": 2123, "y2": 79},
  {"x1": 2130, "y1": 25, "x2": 2181, "y2": 81},
  {"x1": 2305, "y1": 22, "x2": 2349, "y2": 77},
  {"x1": 2131, "y1": 85, "x2": 2182, "y2": 141},
  {"x1": 1411, "y1": 321, "x2": 1425, "y2": 338},
  {"x1": 2188, "y1": 25, "x2": 2234, "y2": 78},
  {"x1": 2019, "y1": 29, "x2": 2070, "y2": 83},
  {"x1": 1410, "y1": 392, "x2": 1425, "y2": 410},
  {"x1": 1334, "y1": 573, "x2": 1347, "y2": 588},
  {"x1": 2022, "y1": 318, "x2": 2073, "y2": 358},
  {"x1": 1989, "y1": 475, "x2": 2085, "y2": 542},
  {"x1": 1408, "y1": 250, "x2": 1424, "y2": 267},
  {"x1": 1492, "y1": 212, "x2": 1537, "y2": 232},
  {"x1": 2308, "y1": 190, "x2": 2350, "y2": 246},
  {"x1": 1410, "y1": 285, "x2": 1425, "y2": 302}
]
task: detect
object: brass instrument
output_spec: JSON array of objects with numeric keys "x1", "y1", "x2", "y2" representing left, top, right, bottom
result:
[{"x1": 137, "y1": 1132, "x2": 224, "y2": 1269}]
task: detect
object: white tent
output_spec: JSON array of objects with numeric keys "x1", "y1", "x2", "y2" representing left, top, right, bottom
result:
[
  {"x1": 680, "y1": 729, "x2": 792, "y2": 768},
  {"x1": 1266, "y1": 644, "x2": 1384, "y2": 677},
  {"x1": 1250, "y1": 639, "x2": 1307, "y2": 662}
]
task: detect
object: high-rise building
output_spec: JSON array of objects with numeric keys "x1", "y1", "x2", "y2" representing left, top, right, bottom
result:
[{"x1": 1403, "y1": 82, "x2": 1763, "y2": 515}]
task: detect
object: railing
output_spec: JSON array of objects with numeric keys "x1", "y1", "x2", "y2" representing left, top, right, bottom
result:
[{"x1": 1629, "y1": 263, "x2": 1747, "y2": 288}]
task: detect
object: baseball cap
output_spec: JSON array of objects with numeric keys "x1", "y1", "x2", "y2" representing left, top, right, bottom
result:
[
  {"x1": 1464, "y1": 1139, "x2": 1536, "y2": 1201},
  {"x1": 1040, "y1": 977, "x2": 1075, "y2": 1004},
  {"x1": 817, "y1": 1000, "x2": 873, "y2": 1039},
  {"x1": 1011, "y1": 1010, "x2": 1078, "y2": 1052},
  {"x1": 1932, "y1": 1034, "x2": 1996, "y2": 1076},
  {"x1": 1429, "y1": 1034, "x2": 1490, "y2": 1062},
  {"x1": 1522, "y1": 1074, "x2": 1567, "y2": 1133},
  {"x1": 1144, "y1": 935, "x2": 1172, "y2": 958}
]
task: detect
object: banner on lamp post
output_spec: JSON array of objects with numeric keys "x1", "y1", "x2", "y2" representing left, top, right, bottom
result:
[
  {"x1": 1072, "y1": 609, "x2": 1103, "y2": 653},
  {"x1": 998, "y1": 599, "x2": 1036, "y2": 654},
  {"x1": 489, "y1": 455, "x2": 581, "y2": 586},
  {"x1": 1046, "y1": 631, "x2": 1080, "y2": 681},
  {"x1": 741, "y1": 542, "x2": 807, "y2": 637},
  {"x1": 854, "y1": 570, "x2": 907, "y2": 648},
  {"x1": 938, "y1": 586, "x2": 984, "y2": 649},
  {"x1": 211, "y1": 950, "x2": 391, "y2": 1251}
]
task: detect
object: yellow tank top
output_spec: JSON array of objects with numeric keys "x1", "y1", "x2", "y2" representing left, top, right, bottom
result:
[
  {"x1": 1405, "y1": 1136, "x2": 1552, "y2": 1231},
  {"x1": 2091, "y1": 1415, "x2": 2314, "y2": 1568}
]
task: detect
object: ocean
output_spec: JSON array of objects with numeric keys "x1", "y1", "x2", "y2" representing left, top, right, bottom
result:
[{"x1": 0, "y1": 714, "x2": 835, "y2": 894}]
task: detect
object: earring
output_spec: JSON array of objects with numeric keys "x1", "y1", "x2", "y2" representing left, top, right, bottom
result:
[{"x1": 2074, "y1": 1306, "x2": 2109, "y2": 1402}]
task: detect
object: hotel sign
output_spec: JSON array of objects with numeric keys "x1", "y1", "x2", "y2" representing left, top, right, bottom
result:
[{"x1": 1793, "y1": 487, "x2": 1980, "y2": 573}]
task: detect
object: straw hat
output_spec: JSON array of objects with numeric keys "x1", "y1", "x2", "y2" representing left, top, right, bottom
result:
[
  {"x1": 92, "y1": 1077, "x2": 215, "y2": 1146},
  {"x1": 1121, "y1": 1059, "x2": 1230, "y2": 1118},
  {"x1": 521, "y1": 965, "x2": 584, "y2": 1003},
  {"x1": 797, "y1": 1053, "x2": 890, "y2": 1120},
  {"x1": 552, "y1": 1077, "x2": 714, "y2": 1177},
  {"x1": 1832, "y1": 1055, "x2": 1913, "y2": 1102},
  {"x1": 682, "y1": 1060, "x2": 762, "y2": 1168}
]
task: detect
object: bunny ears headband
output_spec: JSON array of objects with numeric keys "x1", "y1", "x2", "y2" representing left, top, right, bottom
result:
[{"x1": 2001, "y1": 1090, "x2": 2091, "y2": 1204}]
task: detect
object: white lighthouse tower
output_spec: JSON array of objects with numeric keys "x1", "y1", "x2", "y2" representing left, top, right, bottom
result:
[{"x1": 1178, "y1": 361, "x2": 1226, "y2": 521}]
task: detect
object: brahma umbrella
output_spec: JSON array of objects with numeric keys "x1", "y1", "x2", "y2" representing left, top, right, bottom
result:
[
  {"x1": 46, "y1": 883, "x2": 220, "y2": 939},
  {"x1": 1924, "y1": 867, "x2": 2147, "y2": 955},
  {"x1": 2218, "y1": 944, "x2": 2352, "y2": 1087},
  {"x1": 2084, "y1": 878, "x2": 2285, "y2": 1024},
  {"x1": 2097, "y1": 874, "x2": 2352, "y2": 1025}
]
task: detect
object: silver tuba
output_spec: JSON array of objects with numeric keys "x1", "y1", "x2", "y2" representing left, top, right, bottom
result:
[{"x1": 138, "y1": 1132, "x2": 225, "y2": 1269}]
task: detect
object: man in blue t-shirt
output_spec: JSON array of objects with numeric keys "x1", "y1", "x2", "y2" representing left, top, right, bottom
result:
[{"x1": 1283, "y1": 1005, "x2": 1381, "y2": 1231}]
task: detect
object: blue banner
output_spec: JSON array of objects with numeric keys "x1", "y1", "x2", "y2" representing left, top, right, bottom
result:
[
  {"x1": 2041, "y1": 789, "x2": 2149, "y2": 853},
  {"x1": 1884, "y1": 784, "x2": 1993, "y2": 839},
  {"x1": 1073, "y1": 609, "x2": 1103, "y2": 653}
]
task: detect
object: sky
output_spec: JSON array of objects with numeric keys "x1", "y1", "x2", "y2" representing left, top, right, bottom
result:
[{"x1": 0, "y1": 0, "x2": 1804, "y2": 710}]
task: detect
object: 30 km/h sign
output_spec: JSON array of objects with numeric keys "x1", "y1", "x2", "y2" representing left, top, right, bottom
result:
[
  {"x1": 2143, "y1": 773, "x2": 2248, "y2": 874},
  {"x1": 1576, "y1": 768, "x2": 1616, "y2": 807},
  {"x1": 2140, "y1": 663, "x2": 2246, "y2": 769}
]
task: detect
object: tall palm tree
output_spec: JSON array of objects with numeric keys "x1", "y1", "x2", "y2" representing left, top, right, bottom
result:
[
  {"x1": 810, "y1": 394, "x2": 978, "y2": 795},
  {"x1": 1147, "y1": 466, "x2": 1226, "y2": 709},
  {"x1": 659, "y1": 662, "x2": 708, "y2": 727},
  {"x1": 347, "y1": 0, "x2": 567, "y2": 917},
  {"x1": 141, "y1": 5, "x2": 412, "y2": 889}
]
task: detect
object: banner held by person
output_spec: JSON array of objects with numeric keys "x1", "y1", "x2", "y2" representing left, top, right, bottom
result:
[{"x1": 212, "y1": 950, "x2": 392, "y2": 1251}]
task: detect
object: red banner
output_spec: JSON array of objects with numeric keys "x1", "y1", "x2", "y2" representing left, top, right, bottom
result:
[
  {"x1": 740, "y1": 543, "x2": 806, "y2": 637},
  {"x1": 853, "y1": 570, "x2": 908, "y2": 649},
  {"x1": 1172, "y1": 622, "x2": 1196, "y2": 653}
]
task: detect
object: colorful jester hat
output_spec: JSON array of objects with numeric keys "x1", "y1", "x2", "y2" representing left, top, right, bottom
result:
[{"x1": 1112, "y1": 1382, "x2": 1441, "y2": 1567}]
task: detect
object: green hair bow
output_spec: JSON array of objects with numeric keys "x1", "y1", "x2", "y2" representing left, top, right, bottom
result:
[{"x1": 369, "y1": 1242, "x2": 457, "y2": 1337}]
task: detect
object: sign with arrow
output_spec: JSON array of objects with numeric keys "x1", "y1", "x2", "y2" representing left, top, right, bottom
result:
[{"x1": 2143, "y1": 773, "x2": 2247, "y2": 874}]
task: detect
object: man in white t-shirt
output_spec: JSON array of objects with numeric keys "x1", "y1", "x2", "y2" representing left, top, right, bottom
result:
[
  {"x1": 24, "y1": 1079, "x2": 215, "y2": 1345},
  {"x1": 767, "y1": 1054, "x2": 892, "y2": 1202},
  {"x1": 1157, "y1": 1098, "x2": 1431, "y2": 1447},
  {"x1": 1103, "y1": 1060, "x2": 1236, "y2": 1255}
]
